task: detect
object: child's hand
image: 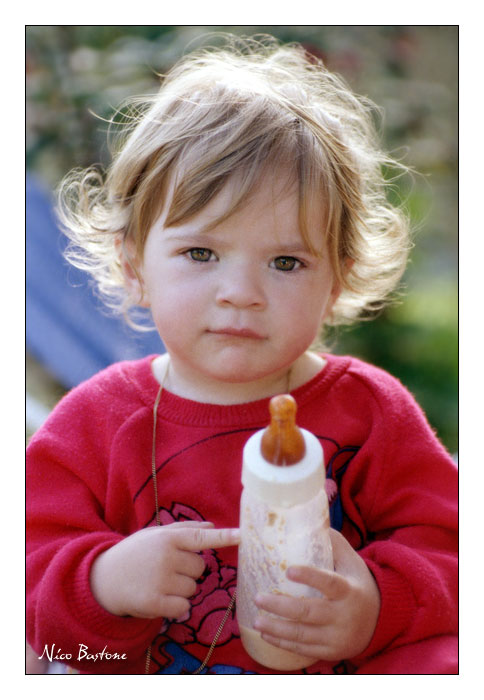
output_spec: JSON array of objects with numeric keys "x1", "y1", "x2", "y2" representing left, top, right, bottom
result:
[
  {"x1": 90, "y1": 521, "x2": 240, "y2": 620},
  {"x1": 253, "y1": 529, "x2": 380, "y2": 662}
]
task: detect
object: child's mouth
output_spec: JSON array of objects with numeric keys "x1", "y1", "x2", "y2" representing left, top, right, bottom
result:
[{"x1": 209, "y1": 327, "x2": 265, "y2": 340}]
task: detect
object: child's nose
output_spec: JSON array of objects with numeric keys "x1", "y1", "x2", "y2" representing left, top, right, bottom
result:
[{"x1": 215, "y1": 264, "x2": 267, "y2": 309}]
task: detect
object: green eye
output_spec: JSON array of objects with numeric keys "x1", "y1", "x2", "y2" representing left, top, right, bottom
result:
[
  {"x1": 189, "y1": 248, "x2": 212, "y2": 262},
  {"x1": 273, "y1": 256, "x2": 300, "y2": 271}
]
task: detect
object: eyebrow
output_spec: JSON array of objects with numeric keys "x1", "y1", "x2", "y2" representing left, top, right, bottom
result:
[
  {"x1": 271, "y1": 242, "x2": 314, "y2": 254},
  {"x1": 164, "y1": 232, "x2": 313, "y2": 254},
  {"x1": 164, "y1": 232, "x2": 214, "y2": 244}
]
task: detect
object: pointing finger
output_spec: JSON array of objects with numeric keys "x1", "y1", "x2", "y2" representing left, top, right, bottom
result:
[
  {"x1": 162, "y1": 520, "x2": 214, "y2": 530},
  {"x1": 175, "y1": 527, "x2": 240, "y2": 552}
]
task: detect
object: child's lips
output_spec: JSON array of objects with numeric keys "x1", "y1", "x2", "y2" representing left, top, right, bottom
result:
[{"x1": 209, "y1": 327, "x2": 265, "y2": 340}]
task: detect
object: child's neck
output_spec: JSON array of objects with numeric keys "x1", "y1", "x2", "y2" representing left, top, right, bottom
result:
[{"x1": 151, "y1": 352, "x2": 325, "y2": 405}]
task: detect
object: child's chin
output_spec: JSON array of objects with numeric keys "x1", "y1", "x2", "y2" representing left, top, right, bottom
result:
[
  {"x1": 206, "y1": 362, "x2": 284, "y2": 390},
  {"x1": 204, "y1": 361, "x2": 266, "y2": 386},
  {"x1": 209, "y1": 368, "x2": 261, "y2": 385}
]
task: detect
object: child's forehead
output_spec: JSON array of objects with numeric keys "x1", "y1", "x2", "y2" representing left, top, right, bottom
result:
[
  {"x1": 168, "y1": 168, "x2": 299, "y2": 227},
  {"x1": 155, "y1": 169, "x2": 326, "y2": 254}
]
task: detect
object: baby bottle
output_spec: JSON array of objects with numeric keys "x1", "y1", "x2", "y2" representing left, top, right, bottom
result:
[{"x1": 236, "y1": 394, "x2": 333, "y2": 671}]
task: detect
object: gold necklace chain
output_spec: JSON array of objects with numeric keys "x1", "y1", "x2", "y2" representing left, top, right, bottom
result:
[
  {"x1": 144, "y1": 358, "x2": 292, "y2": 674},
  {"x1": 145, "y1": 359, "x2": 237, "y2": 674}
]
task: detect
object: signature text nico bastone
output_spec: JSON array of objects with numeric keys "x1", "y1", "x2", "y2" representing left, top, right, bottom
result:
[{"x1": 39, "y1": 644, "x2": 127, "y2": 663}]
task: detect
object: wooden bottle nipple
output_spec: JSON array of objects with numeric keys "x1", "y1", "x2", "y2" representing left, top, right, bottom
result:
[{"x1": 260, "y1": 394, "x2": 306, "y2": 466}]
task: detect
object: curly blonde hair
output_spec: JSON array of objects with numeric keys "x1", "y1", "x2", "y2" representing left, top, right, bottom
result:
[{"x1": 57, "y1": 34, "x2": 411, "y2": 330}]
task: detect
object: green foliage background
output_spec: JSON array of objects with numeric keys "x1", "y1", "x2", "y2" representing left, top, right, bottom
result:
[{"x1": 26, "y1": 26, "x2": 458, "y2": 452}]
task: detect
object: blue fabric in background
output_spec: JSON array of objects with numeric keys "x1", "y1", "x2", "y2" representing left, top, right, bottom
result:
[{"x1": 26, "y1": 174, "x2": 163, "y2": 389}]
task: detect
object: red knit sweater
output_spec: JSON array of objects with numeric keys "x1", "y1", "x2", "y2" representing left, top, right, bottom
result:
[{"x1": 26, "y1": 354, "x2": 457, "y2": 674}]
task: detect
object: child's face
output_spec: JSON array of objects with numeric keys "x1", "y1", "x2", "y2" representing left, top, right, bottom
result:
[{"x1": 137, "y1": 172, "x2": 340, "y2": 400}]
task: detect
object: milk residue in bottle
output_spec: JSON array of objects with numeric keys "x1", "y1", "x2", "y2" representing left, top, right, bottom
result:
[{"x1": 236, "y1": 394, "x2": 333, "y2": 670}]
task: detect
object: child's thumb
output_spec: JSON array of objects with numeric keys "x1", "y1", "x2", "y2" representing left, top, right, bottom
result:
[{"x1": 329, "y1": 528, "x2": 365, "y2": 578}]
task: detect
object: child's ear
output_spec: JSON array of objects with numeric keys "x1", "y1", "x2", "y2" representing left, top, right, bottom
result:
[
  {"x1": 322, "y1": 258, "x2": 354, "y2": 321},
  {"x1": 330, "y1": 258, "x2": 354, "y2": 302},
  {"x1": 116, "y1": 237, "x2": 150, "y2": 308}
]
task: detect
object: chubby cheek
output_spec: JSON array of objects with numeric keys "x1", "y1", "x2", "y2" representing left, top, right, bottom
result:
[
  {"x1": 147, "y1": 268, "x2": 206, "y2": 312},
  {"x1": 150, "y1": 280, "x2": 215, "y2": 350},
  {"x1": 282, "y1": 288, "x2": 329, "y2": 337},
  {"x1": 150, "y1": 292, "x2": 197, "y2": 337}
]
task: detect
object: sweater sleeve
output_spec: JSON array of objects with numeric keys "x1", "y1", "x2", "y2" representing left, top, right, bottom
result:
[
  {"x1": 342, "y1": 367, "x2": 458, "y2": 663},
  {"x1": 26, "y1": 377, "x2": 162, "y2": 674}
]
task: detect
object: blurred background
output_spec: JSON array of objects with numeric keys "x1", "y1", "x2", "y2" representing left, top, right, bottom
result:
[{"x1": 26, "y1": 25, "x2": 457, "y2": 455}]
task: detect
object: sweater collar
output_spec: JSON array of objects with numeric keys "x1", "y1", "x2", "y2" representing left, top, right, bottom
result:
[{"x1": 126, "y1": 353, "x2": 350, "y2": 428}]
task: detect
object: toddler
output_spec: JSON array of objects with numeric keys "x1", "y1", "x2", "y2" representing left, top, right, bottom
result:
[{"x1": 26, "y1": 35, "x2": 457, "y2": 674}]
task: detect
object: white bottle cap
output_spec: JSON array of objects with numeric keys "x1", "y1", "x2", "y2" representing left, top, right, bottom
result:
[{"x1": 242, "y1": 428, "x2": 325, "y2": 508}]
